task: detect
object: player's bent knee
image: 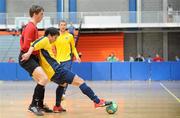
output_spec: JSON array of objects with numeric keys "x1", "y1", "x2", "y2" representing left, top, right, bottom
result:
[
  {"x1": 37, "y1": 76, "x2": 48, "y2": 85},
  {"x1": 37, "y1": 76, "x2": 49, "y2": 85}
]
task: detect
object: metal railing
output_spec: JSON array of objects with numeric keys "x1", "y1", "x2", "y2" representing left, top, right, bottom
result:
[{"x1": 0, "y1": 11, "x2": 180, "y2": 29}]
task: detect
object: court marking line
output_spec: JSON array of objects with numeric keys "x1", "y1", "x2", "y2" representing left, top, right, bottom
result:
[{"x1": 160, "y1": 82, "x2": 180, "y2": 103}]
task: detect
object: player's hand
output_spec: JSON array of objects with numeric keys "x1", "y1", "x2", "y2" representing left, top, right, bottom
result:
[
  {"x1": 21, "y1": 53, "x2": 30, "y2": 61},
  {"x1": 76, "y1": 57, "x2": 81, "y2": 63}
]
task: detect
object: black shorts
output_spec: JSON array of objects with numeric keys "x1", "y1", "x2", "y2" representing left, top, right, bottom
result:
[
  {"x1": 51, "y1": 66, "x2": 75, "y2": 85},
  {"x1": 18, "y1": 51, "x2": 40, "y2": 76}
]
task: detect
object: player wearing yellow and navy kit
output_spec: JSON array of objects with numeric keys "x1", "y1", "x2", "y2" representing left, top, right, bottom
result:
[
  {"x1": 21, "y1": 27, "x2": 112, "y2": 112},
  {"x1": 52, "y1": 20, "x2": 81, "y2": 112}
]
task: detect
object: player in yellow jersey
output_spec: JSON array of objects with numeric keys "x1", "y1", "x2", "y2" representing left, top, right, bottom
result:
[
  {"x1": 21, "y1": 27, "x2": 112, "y2": 112},
  {"x1": 52, "y1": 20, "x2": 81, "y2": 112},
  {"x1": 53, "y1": 20, "x2": 80, "y2": 63}
]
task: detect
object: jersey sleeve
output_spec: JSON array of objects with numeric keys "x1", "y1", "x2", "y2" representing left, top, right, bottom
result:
[
  {"x1": 70, "y1": 35, "x2": 79, "y2": 58},
  {"x1": 31, "y1": 37, "x2": 48, "y2": 51}
]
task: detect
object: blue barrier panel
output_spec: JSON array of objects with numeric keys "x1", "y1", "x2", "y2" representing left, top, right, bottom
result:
[
  {"x1": 131, "y1": 62, "x2": 149, "y2": 80},
  {"x1": 111, "y1": 62, "x2": 130, "y2": 80},
  {"x1": 16, "y1": 64, "x2": 32, "y2": 80},
  {"x1": 92, "y1": 62, "x2": 111, "y2": 81},
  {"x1": 1, "y1": 62, "x2": 180, "y2": 81},
  {"x1": 171, "y1": 62, "x2": 180, "y2": 80},
  {"x1": 0, "y1": 63, "x2": 17, "y2": 80},
  {"x1": 151, "y1": 62, "x2": 171, "y2": 80},
  {"x1": 72, "y1": 62, "x2": 92, "y2": 80}
]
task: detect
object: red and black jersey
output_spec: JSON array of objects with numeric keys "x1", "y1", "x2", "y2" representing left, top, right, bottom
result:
[{"x1": 20, "y1": 22, "x2": 39, "y2": 55}]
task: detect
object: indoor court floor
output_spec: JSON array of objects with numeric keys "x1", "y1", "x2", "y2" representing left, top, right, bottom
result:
[{"x1": 0, "y1": 81, "x2": 179, "y2": 118}]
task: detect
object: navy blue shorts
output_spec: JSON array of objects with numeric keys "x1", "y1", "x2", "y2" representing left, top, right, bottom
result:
[
  {"x1": 60, "y1": 60, "x2": 72, "y2": 70},
  {"x1": 51, "y1": 66, "x2": 75, "y2": 85}
]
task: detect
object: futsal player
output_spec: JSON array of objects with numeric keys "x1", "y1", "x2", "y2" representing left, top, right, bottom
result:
[
  {"x1": 18, "y1": 5, "x2": 52, "y2": 116},
  {"x1": 21, "y1": 27, "x2": 112, "y2": 112},
  {"x1": 52, "y1": 20, "x2": 81, "y2": 112}
]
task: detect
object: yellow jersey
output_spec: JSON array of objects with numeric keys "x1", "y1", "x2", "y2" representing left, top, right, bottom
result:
[
  {"x1": 53, "y1": 32, "x2": 78, "y2": 62},
  {"x1": 31, "y1": 36, "x2": 60, "y2": 80}
]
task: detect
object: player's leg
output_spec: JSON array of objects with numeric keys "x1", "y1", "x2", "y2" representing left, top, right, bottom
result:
[
  {"x1": 53, "y1": 83, "x2": 67, "y2": 113},
  {"x1": 55, "y1": 60, "x2": 72, "y2": 109},
  {"x1": 53, "y1": 68, "x2": 112, "y2": 109},
  {"x1": 52, "y1": 69, "x2": 68, "y2": 113},
  {"x1": 71, "y1": 75, "x2": 110, "y2": 108},
  {"x1": 19, "y1": 53, "x2": 52, "y2": 115},
  {"x1": 31, "y1": 67, "x2": 53, "y2": 113},
  {"x1": 56, "y1": 60, "x2": 72, "y2": 101},
  {"x1": 56, "y1": 84, "x2": 67, "y2": 102},
  {"x1": 62, "y1": 61, "x2": 72, "y2": 97}
]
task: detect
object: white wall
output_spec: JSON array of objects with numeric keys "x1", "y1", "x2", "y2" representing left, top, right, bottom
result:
[{"x1": 77, "y1": 0, "x2": 129, "y2": 12}]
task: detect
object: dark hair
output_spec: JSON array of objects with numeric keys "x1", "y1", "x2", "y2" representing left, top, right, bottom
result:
[
  {"x1": 44, "y1": 27, "x2": 59, "y2": 36},
  {"x1": 29, "y1": 5, "x2": 44, "y2": 17}
]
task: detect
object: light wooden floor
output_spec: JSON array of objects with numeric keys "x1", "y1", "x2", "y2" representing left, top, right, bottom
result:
[{"x1": 0, "y1": 81, "x2": 180, "y2": 118}]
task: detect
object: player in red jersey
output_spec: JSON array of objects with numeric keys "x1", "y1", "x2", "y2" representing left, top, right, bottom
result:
[{"x1": 18, "y1": 5, "x2": 52, "y2": 116}]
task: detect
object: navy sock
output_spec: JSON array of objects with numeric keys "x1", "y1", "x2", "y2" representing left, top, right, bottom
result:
[
  {"x1": 79, "y1": 83, "x2": 100, "y2": 103},
  {"x1": 56, "y1": 86, "x2": 64, "y2": 107},
  {"x1": 31, "y1": 84, "x2": 45, "y2": 106}
]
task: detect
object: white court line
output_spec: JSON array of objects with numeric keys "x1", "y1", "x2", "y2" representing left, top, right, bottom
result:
[{"x1": 160, "y1": 82, "x2": 180, "y2": 103}]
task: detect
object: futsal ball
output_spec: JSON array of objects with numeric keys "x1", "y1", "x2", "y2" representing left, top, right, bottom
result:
[{"x1": 106, "y1": 102, "x2": 118, "y2": 114}]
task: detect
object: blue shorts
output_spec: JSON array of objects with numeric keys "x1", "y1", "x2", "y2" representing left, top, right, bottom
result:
[
  {"x1": 51, "y1": 65, "x2": 75, "y2": 85},
  {"x1": 60, "y1": 60, "x2": 72, "y2": 70}
]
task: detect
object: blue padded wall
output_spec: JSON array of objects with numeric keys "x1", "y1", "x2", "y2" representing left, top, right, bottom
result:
[
  {"x1": 0, "y1": 62, "x2": 180, "y2": 81},
  {"x1": 111, "y1": 62, "x2": 130, "y2": 80},
  {"x1": 0, "y1": 63, "x2": 16, "y2": 80},
  {"x1": 171, "y1": 62, "x2": 180, "y2": 80},
  {"x1": 72, "y1": 62, "x2": 92, "y2": 80},
  {"x1": 16, "y1": 64, "x2": 31, "y2": 80},
  {"x1": 151, "y1": 62, "x2": 171, "y2": 80},
  {"x1": 92, "y1": 62, "x2": 111, "y2": 81},
  {"x1": 131, "y1": 62, "x2": 149, "y2": 80}
]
